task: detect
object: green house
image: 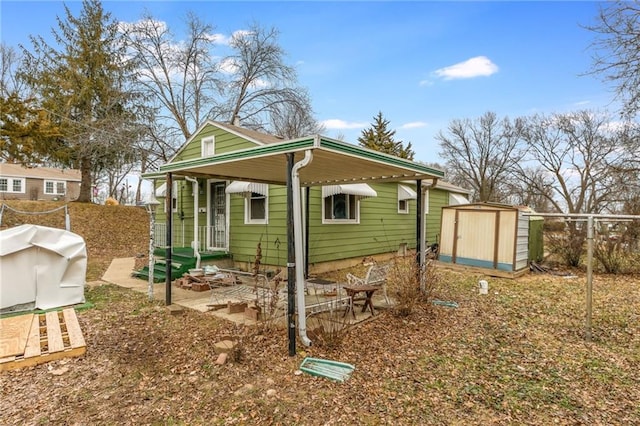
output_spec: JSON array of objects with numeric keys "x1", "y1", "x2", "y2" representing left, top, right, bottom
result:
[{"x1": 142, "y1": 121, "x2": 470, "y2": 278}]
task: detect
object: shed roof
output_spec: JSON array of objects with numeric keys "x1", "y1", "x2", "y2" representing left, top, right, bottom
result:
[{"x1": 147, "y1": 135, "x2": 445, "y2": 185}]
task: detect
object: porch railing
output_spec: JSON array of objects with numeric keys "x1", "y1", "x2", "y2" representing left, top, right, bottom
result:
[
  {"x1": 154, "y1": 223, "x2": 225, "y2": 252},
  {"x1": 154, "y1": 222, "x2": 186, "y2": 248}
]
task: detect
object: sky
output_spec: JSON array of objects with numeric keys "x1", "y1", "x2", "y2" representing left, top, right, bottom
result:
[{"x1": 1, "y1": 0, "x2": 616, "y2": 166}]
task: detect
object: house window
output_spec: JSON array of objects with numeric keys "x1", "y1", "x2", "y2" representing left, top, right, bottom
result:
[
  {"x1": 397, "y1": 184, "x2": 417, "y2": 214},
  {"x1": 323, "y1": 194, "x2": 358, "y2": 223},
  {"x1": 201, "y1": 136, "x2": 215, "y2": 157},
  {"x1": 245, "y1": 192, "x2": 268, "y2": 224},
  {"x1": 44, "y1": 180, "x2": 66, "y2": 195},
  {"x1": 398, "y1": 199, "x2": 409, "y2": 214},
  {"x1": 0, "y1": 177, "x2": 26, "y2": 193}
]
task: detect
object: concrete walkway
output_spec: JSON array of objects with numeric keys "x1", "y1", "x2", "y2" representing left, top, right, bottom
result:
[
  {"x1": 99, "y1": 257, "x2": 387, "y2": 326},
  {"x1": 99, "y1": 257, "x2": 258, "y2": 324}
]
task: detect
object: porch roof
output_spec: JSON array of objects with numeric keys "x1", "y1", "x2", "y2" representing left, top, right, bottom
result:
[{"x1": 147, "y1": 135, "x2": 444, "y2": 185}]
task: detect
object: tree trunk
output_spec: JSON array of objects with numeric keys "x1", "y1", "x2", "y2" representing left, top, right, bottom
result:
[{"x1": 77, "y1": 157, "x2": 93, "y2": 203}]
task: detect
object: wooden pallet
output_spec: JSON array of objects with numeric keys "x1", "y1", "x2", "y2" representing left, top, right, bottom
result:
[{"x1": 0, "y1": 308, "x2": 86, "y2": 371}]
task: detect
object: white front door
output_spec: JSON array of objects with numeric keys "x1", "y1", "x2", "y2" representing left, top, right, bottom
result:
[{"x1": 207, "y1": 181, "x2": 228, "y2": 250}]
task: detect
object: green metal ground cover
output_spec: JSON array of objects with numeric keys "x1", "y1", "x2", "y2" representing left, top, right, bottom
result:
[{"x1": 299, "y1": 357, "x2": 355, "y2": 382}]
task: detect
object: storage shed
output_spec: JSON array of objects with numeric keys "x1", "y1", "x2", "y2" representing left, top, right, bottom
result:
[{"x1": 438, "y1": 203, "x2": 531, "y2": 277}]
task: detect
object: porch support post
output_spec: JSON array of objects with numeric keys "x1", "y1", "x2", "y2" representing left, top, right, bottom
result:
[
  {"x1": 416, "y1": 179, "x2": 423, "y2": 274},
  {"x1": 165, "y1": 172, "x2": 173, "y2": 306},
  {"x1": 286, "y1": 153, "x2": 296, "y2": 355}
]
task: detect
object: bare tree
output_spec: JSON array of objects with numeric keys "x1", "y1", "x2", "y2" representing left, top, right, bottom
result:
[
  {"x1": 126, "y1": 16, "x2": 320, "y2": 161},
  {"x1": 518, "y1": 110, "x2": 628, "y2": 214},
  {"x1": 223, "y1": 24, "x2": 316, "y2": 132},
  {"x1": 268, "y1": 88, "x2": 324, "y2": 138},
  {"x1": 503, "y1": 166, "x2": 556, "y2": 212},
  {"x1": 586, "y1": 0, "x2": 640, "y2": 118},
  {"x1": 125, "y1": 11, "x2": 221, "y2": 141},
  {"x1": 436, "y1": 111, "x2": 525, "y2": 202}
]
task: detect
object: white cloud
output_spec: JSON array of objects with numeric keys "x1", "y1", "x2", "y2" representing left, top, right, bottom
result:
[
  {"x1": 321, "y1": 119, "x2": 368, "y2": 130},
  {"x1": 249, "y1": 78, "x2": 269, "y2": 89},
  {"x1": 207, "y1": 33, "x2": 230, "y2": 45},
  {"x1": 573, "y1": 100, "x2": 591, "y2": 106},
  {"x1": 419, "y1": 79, "x2": 434, "y2": 87},
  {"x1": 219, "y1": 57, "x2": 238, "y2": 74},
  {"x1": 401, "y1": 121, "x2": 428, "y2": 129},
  {"x1": 433, "y1": 56, "x2": 498, "y2": 80}
]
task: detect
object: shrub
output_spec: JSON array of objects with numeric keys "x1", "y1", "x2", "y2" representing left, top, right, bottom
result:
[
  {"x1": 386, "y1": 255, "x2": 439, "y2": 317},
  {"x1": 546, "y1": 224, "x2": 585, "y2": 267},
  {"x1": 306, "y1": 310, "x2": 350, "y2": 349}
]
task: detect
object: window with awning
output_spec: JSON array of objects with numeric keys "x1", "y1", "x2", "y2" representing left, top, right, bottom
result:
[
  {"x1": 321, "y1": 183, "x2": 376, "y2": 223},
  {"x1": 226, "y1": 181, "x2": 269, "y2": 224},
  {"x1": 397, "y1": 184, "x2": 417, "y2": 214},
  {"x1": 225, "y1": 181, "x2": 268, "y2": 196},
  {"x1": 321, "y1": 183, "x2": 377, "y2": 199}
]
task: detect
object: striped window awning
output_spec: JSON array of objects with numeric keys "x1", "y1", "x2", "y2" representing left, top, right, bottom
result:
[
  {"x1": 321, "y1": 183, "x2": 377, "y2": 199},
  {"x1": 225, "y1": 181, "x2": 269, "y2": 196},
  {"x1": 398, "y1": 184, "x2": 417, "y2": 201}
]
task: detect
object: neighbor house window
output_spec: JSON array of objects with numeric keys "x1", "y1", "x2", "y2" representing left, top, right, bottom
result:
[
  {"x1": 0, "y1": 177, "x2": 25, "y2": 193},
  {"x1": 201, "y1": 136, "x2": 215, "y2": 157},
  {"x1": 44, "y1": 180, "x2": 66, "y2": 195},
  {"x1": 245, "y1": 192, "x2": 268, "y2": 224},
  {"x1": 323, "y1": 194, "x2": 358, "y2": 223}
]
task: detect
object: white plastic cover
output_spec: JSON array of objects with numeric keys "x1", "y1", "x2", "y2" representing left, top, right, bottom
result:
[{"x1": 0, "y1": 224, "x2": 86, "y2": 311}]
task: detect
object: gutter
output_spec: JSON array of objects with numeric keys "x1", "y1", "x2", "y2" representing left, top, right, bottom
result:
[
  {"x1": 184, "y1": 176, "x2": 201, "y2": 269},
  {"x1": 292, "y1": 149, "x2": 314, "y2": 347}
]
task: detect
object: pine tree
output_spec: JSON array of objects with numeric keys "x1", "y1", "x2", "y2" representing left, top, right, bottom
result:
[
  {"x1": 20, "y1": 0, "x2": 143, "y2": 202},
  {"x1": 357, "y1": 111, "x2": 415, "y2": 160}
]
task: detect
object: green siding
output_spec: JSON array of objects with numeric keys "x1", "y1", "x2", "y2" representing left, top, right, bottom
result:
[
  {"x1": 307, "y1": 183, "x2": 417, "y2": 264},
  {"x1": 174, "y1": 124, "x2": 259, "y2": 162},
  {"x1": 528, "y1": 218, "x2": 544, "y2": 262},
  {"x1": 226, "y1": 182, "x2": 421, "y2": 267},
  {"x1": 228, "y1": 185, "x2": 289, "y2": 268},
  {"x1": 427, "y1": 188, "x2": 448, "y2": 245}
]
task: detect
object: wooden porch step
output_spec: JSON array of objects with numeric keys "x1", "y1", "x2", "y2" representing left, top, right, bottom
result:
[{"x1": 0, "y1": 308, "x2": 86, "y2": 371}]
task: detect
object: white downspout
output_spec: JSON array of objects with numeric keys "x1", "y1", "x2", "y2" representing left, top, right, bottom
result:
[
  {"x1": 292, "y1": 150, "x2": 313, "y2": 347},
  {"x1": 185, "y1": 176, "x2": 201, "y2": 269},
  {"x1": 420, "y1": 178, "x2": 438, "y2": 291}
]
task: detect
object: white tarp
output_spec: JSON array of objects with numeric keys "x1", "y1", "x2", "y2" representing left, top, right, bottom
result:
[{"x1": 0, "y1": 224, "x2": 86, "y2": 312}]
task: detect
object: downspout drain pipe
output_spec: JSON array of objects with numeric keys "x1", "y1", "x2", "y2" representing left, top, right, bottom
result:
[
  {"x1": 185, "y1": 176, "x2": 201, "y2": 270},
  {"x1": 419, "y1": 178, "x2": 438, "y2": 291},
  {"x1": 292, "y1": 149, "x2": 313, "y2": 347}
]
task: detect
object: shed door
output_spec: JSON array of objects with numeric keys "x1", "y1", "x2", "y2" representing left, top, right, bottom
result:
[{"x1": 456, "y1": 210, "x2": 496, "y2": 264}]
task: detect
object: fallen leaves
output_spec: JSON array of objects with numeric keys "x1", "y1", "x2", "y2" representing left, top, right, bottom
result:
[{"x1": 1, "y1": 202, "x2": 639, "y2": 424}]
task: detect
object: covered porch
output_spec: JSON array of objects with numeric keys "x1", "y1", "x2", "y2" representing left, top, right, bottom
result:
[{"x1": 145, "y1": 135, "x2": 444, "y2": 352}]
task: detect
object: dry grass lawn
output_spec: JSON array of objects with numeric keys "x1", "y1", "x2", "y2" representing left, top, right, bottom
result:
[{"x1": 0, "y1": 200, "x2": 638, "y2": 425}]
